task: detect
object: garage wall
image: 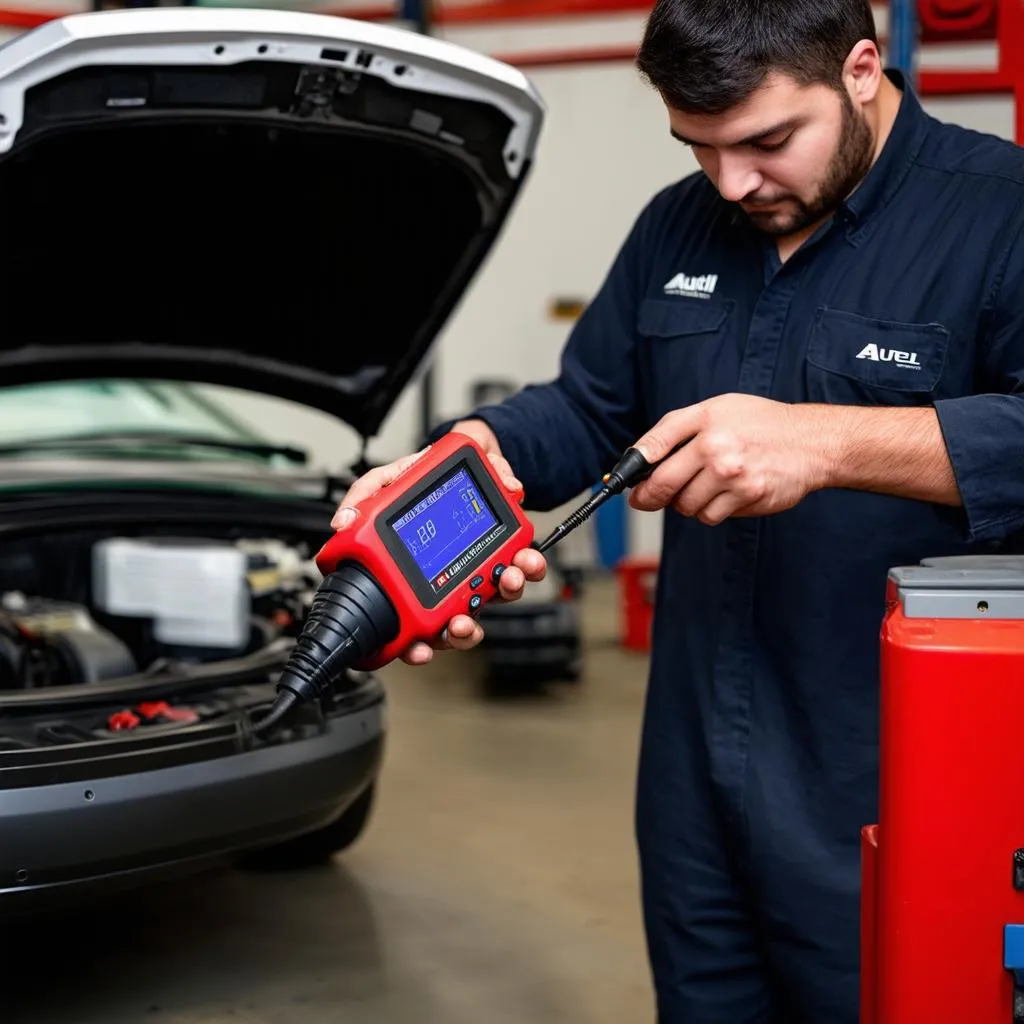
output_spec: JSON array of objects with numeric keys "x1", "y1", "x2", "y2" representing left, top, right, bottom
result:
[{"x1": 0, "y1": 2, "x2": 1017, "y2": 559}]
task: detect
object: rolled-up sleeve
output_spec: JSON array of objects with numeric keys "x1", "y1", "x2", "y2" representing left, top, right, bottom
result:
[
  {"x1": 443, "y1": 198, "x2": 662, "y2": 512},
  {"x1": 935, "y1": 225, "x2": 1024, "y2": 542}
]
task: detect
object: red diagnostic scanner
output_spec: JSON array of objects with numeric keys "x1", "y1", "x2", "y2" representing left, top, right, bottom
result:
[
  {"x1": 256, "y1": 432, "x2": 679, "y2": 737},
  {"x1": 313, "y1": 432, "x2": 535, "y2": 670}
]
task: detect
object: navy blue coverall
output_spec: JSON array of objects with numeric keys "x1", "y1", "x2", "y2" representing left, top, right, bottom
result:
[{"x1": 459, "y1": 72, "x2": 1024, "y2": 1022}]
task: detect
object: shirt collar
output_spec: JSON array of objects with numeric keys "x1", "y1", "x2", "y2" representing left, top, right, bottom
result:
[{"x1": 839, "y1": 68, "x2": 931, "y2": 233}]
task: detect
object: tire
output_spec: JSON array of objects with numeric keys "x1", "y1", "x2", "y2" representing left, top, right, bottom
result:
[
  {"x1": 560, "y1": 654, "x2": 583, "y2": 683},
  {"x1": 239, "y1": 783, "x2": 376, "y2": 870}
]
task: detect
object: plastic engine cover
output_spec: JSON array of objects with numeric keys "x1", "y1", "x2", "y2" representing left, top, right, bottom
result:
[{"x1": 92, "y1": 537, "x2": 249, "y2": 649}]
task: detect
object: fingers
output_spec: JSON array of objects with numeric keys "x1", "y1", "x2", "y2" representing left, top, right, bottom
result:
[
  {"x1": 632, "y1": 404, "x2": 705, "y2": 464},
  {"x1": 401, "y1": 642, "x2": 435, "y2": 665},
  {"x1": 661, "y1": 469, "x2": 755, "y2": 526},
  {"x1": 497, "y1": 565, "x2": 526, "y2": 601},
  {"x1": 494, "y1": 548, "x2": 546, "y2": 603},
  {"x1": 399, "y1": 614, "x2": 484, "y2": 665},
  {"x1": 630, "y1": 441, "x2": 703, "y2": 512},
  {"x1": 486, "y1": 452, "x2": 523, "y2": 495},
  {"x1": 513, "y1": 546, "x2": 546, "y2": 582},
  {"x1": 399, "y1": 548, "x2": 541, "y2": 667},
  {"x1": 332, "y1": 447, "x2": 430, "y2": 529},
  {"x1": 403, "y1": 553, "x2": 541, "y2": 668},
  {"x1": 694, "y1": 490, "x2": 752, "y2": 526},
  {"x1": 669, "y1": 468, "x2": 725, "y2": 520},
  {"x1": 445, "y1": 614, "x2": 485, "y2": 651}
]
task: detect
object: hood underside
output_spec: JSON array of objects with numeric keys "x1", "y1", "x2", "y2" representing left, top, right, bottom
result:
[{"x1": 0, "y1": 9, "x2": 544, "y2": 437}]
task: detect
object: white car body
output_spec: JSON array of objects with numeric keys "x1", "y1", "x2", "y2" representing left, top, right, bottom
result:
[{"x1": 0, "y1": 7, "x2": 547, "y2": 908}]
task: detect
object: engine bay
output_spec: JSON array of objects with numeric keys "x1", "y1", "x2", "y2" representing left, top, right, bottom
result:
[
  {"x1": 0, "y1": 523, "x2": 342, "y2": 750},
  {"x1": 0, "y1": 530, "x2": 321, "y2": 692}
]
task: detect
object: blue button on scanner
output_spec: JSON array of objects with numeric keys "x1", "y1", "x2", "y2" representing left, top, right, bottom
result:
[{"x1": 1004, "y1": 924, "x2": 1024, "y2": 990}]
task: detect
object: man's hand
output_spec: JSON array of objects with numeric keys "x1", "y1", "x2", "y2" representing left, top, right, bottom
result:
[
  {"x1": 331, "y1": 420, "x2": 547, "y2": 665},
  {"x1": 627, "y1": 394, "x2": 833, "y2": 525},
  {"x1": 628, "y1": 393, "x2": 962, "y2": 525}
]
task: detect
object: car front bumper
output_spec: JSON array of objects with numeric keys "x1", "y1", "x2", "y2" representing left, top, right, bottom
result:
[{"x1": 0, "y1": 690, "x2": 385, "y2": 911}]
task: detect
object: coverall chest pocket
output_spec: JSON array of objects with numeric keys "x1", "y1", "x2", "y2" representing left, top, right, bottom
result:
[
  {"x1": 805, "y1": 307, "x2": 951, "y2": 406},
  {"x1": 638, "y1": 297, "x2": 736, "y2": 416}
]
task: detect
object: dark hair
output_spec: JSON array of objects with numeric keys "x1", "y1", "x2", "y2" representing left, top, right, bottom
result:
[{"x1": 635, "y1": 0, "x2": 878, "y2": 115}]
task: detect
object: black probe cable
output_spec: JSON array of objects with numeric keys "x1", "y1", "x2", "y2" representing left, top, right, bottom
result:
[{"x1": 534, "y1": 443, "x2": 684, "y2": 554}]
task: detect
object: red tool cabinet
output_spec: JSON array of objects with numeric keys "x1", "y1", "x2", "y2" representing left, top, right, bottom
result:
[{"x1": 862, "y1": 556, "x2": 1024, "y2": 1023}]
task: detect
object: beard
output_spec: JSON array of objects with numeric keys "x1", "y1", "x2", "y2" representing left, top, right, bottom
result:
[{"x1": 742, "y1": 90, "x2": 876, "y2": 237}]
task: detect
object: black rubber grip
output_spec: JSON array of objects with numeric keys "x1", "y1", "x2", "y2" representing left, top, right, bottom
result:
[
  {"x1": 605, "y1": 442, "x2": 686, "y2": 492},
  {"x1": 274, "y1": 561, "x2": 400, "y2": 706},
  {"x1": 605, "y1": 447, "x2": 655, "y2": 490}
]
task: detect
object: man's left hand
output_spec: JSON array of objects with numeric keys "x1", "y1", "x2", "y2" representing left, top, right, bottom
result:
[{"x1": 628, "y1": 394, "x2": 831, "y2": 525}]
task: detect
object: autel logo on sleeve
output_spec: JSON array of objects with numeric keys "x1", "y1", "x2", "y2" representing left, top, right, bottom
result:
[
  {"x1": 855, "y1": 343, "x2": 922, "y2": 370},
  {"x1": 664, "y1": 273, "x2": 718, "y2": 299}
]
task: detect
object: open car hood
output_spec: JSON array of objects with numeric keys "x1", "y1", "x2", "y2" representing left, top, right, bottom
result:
[{"x1": 0, "y1": 8, "x2": 544, "y2": 438}]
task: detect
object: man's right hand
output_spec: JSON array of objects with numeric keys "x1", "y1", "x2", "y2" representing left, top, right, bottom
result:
[{"x1": 330, "y1": 419, "x2": 548, "y2": 666}]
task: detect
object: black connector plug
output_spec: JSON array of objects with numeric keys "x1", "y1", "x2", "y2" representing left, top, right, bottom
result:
[
  {"x1": 252, "y1": 562, "x2": 400, "y2": 737},
  {"x1": 602, "y1": 447, "x2": 654, "y2": 494},
  {"x1": 603, "y1": 441, "x2": 688, "y2": 493}
]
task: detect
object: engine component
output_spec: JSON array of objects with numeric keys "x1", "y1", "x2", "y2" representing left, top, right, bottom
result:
[
  {"x1": 0, "y1": 531, "x2": 318, "y2": 694},
  {"x1": 0, "y1": 593, "x2": 136, "y2": 688},
  {"x1": 107, "y1": 701, "x2": 200, "y2": 732},
  {"x1": 48, "y1": 628, "x2": 138, "y2": 684},
  {"x1": 237, "y1": 537, "x2": 321, "y2": 634},
  {"x1": 92, "y1": 537, "x2": 250, "y2": 650},
  {"x1": 0, "y1": 633, "x2": 20, "y2": 689}
]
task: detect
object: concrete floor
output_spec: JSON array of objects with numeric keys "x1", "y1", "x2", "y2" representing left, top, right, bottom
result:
[{"x1": 1, "y1": 577, "x2": 655, "y2": 1024}]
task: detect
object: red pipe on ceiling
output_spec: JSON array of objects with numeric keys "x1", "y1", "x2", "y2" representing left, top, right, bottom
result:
[
  {"x1": 0, "y1": 7, "x2": 61, "y2": 27},
  {"x1": 0, "y1": 0, "x2": 654, "y2": 27},
  {"x1": 376, "y1": 0, "x2": 652, "y2": 22},
  {"x1": 493, "y1": 44, "x2": 637, "y2": 67}
]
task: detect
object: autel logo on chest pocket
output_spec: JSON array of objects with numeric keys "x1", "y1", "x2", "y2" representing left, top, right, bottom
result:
[{"x1": 855, "y1": 343, "x2": 921, "y2": 370}]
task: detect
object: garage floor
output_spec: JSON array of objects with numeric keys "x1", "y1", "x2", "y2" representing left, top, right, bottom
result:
[{"x1": 1, "y1": 576, "x2": 656, "y2": 1024}]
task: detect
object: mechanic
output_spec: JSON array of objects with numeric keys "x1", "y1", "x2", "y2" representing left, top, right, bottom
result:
[{"x1": 333, "y1": 1, "x2": 1024, "y2": 1020}]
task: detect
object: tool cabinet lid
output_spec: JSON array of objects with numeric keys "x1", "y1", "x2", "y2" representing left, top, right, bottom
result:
[{"x1": 890, "y1": 556, "x2": 1024, "y2": 619}]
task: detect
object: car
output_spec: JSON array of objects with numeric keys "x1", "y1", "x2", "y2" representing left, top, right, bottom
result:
[{"x1": 0, "y1": 6, "x2": 543, "y2": 910}]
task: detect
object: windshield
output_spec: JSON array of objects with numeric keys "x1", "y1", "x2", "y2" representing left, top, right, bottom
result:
[
  {"x1": 0, "y1": 380, "x2": 262, "y2": 446},
  {"x1": 0, "y1": 378, "x2": 373, "y2": 484}
]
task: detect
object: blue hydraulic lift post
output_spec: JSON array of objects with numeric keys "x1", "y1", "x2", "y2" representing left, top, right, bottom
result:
[{"x1": 888, "y1": 0, "x2": 918, "y2": 85}]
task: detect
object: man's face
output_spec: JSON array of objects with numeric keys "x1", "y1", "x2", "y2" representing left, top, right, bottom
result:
[{"x1": 666, "y1": 72, "x2": 876, "y2": 237}]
